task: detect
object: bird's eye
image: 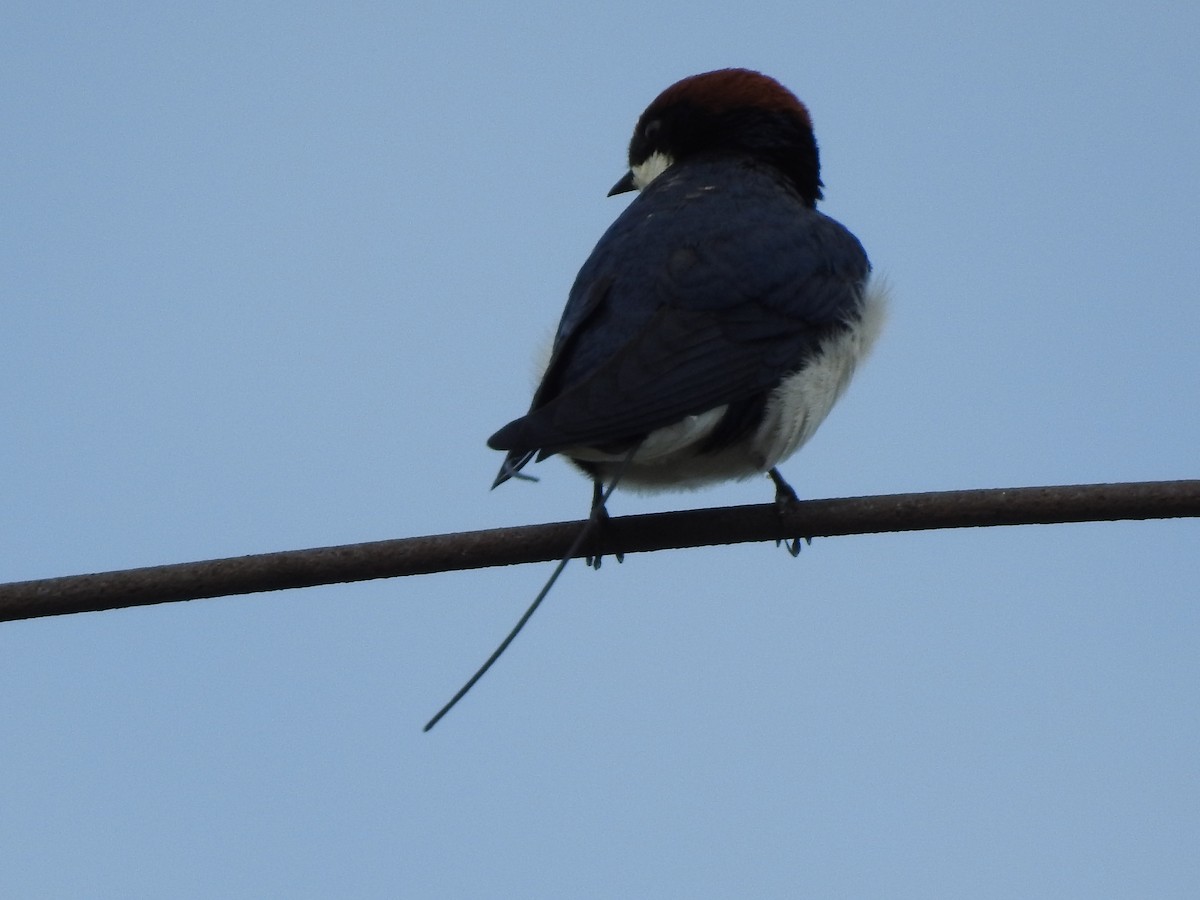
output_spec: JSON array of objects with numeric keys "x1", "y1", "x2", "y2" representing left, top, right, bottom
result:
[{"x1": 642, "y1": 119, "x2": 662, "y2": 142}]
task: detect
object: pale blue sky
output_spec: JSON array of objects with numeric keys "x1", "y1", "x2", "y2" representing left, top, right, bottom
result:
[{"x1": 3, "y1": 2, "x2": 1198, "y2": 897}]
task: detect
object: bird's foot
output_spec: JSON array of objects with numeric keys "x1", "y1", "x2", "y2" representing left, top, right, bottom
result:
[
  {"x1": 585, "y1": 481, "x2": 624, "y2": 569},
  {"x1": 769, "y1": 468, "x2": 811, "y2": 557}
]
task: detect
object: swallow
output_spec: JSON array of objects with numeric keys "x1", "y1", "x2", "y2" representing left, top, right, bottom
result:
[
  {"x1": 425, "y1": 69, "x2": 886, "y2": 730},
  {"x1": 489, "y1": 68, "x2": 886, "y2": 514}
]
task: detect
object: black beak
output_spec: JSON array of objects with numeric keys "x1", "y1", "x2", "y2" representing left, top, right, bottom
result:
[{"x1": 607, "y1": 171, "x2": 636, "y2": 196}]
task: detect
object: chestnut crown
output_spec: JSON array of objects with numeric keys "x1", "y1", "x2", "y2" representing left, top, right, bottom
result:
[{"x1": 620, "y1": 68, "x2": 823, "y2": 206}]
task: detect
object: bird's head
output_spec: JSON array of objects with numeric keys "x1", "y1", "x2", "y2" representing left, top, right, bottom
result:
[{"x1": 608, "y1": 68, "x2": 823, "y2": 206}]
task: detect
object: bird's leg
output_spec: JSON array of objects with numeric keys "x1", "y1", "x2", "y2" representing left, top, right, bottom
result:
[
  {"x1": 769, "y1": 467, "x2": 800, "y2": 507},
  {"x1": 769, "y1": 467, "x2": 811, "y2": 557},
  {"x1": 585, "y1": 478, "x2": 624, "y2": 569}
]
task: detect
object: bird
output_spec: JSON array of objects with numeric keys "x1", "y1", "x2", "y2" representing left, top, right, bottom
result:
[
  {"x1": 424, "y1": 69, "x2": 886, "y2": 730},
  {"x1": 489, "y1": 67, "x2": 887, "y2": 514}
]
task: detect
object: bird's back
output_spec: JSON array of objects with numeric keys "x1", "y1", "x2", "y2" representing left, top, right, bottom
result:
[{"x1": 490, "y1": 155, "x2": 873, "y2": 479}]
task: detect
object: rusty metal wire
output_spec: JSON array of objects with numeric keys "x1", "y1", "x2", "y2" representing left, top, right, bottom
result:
[{"x1": 1, "y1": 480, "x2": 1197, "y2": 624}]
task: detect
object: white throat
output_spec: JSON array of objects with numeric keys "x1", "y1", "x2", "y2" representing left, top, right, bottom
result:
[{"x1": 630, "y1": 151, "x2": 674, "y2": 190}]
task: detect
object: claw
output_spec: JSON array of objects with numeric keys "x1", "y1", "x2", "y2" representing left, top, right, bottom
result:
[
  {"x1": 585, "y1": 480, "x2": 624, "y2": 568},
  {"x1": 769, "y1": 468, "x2": 811, "y2": 556}
]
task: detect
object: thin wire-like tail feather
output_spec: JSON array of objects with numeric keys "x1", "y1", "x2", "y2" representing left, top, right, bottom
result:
[{"x1": 424, "y1": 450, "x2": 636, "y2": 731}]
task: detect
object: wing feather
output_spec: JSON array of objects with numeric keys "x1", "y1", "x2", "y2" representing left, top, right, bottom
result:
[{"x1": 489, "y1": 157, "x2": 870, "y2": 472}]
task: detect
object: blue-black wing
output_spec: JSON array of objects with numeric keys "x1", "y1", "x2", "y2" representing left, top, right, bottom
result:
[{"x1": 490, "y1": 157, "x2": 870, "y2": 469}]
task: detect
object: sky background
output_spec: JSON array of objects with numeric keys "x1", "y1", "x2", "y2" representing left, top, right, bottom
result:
[{"x1": 3, "y1": 2, "x2": 1198, "y2": 897}]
